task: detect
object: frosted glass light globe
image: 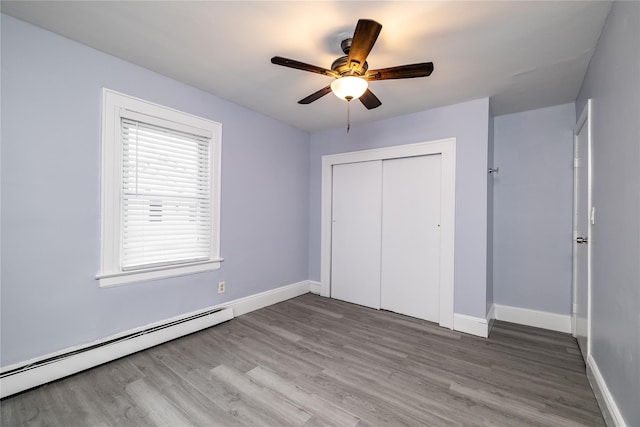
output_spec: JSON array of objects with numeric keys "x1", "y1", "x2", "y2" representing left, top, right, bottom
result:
[{"x1": 331, "y1": 76, "x2": 368, "y2": 100}]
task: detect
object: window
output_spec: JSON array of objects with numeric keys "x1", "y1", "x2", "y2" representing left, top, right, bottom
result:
[{"x1": 97, "y1": 89, "x2": 222, "y2": 287}]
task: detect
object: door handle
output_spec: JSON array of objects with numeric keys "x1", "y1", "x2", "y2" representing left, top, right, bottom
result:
[{"x1": 576, "y1": 237, "x2": 588, "y2": 244}]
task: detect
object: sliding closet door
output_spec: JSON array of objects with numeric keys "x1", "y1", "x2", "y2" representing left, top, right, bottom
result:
[
  {"x1": 330, "y1": 161, "x2": 382, "y2": 309},
  {"x1": 381, "y1": 155, "x2": 442, "y2": 322}
]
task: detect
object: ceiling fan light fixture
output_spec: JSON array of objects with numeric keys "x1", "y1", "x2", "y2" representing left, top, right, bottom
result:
[{"x1": 331, "y1": 76, "x2": 368, "y2": 101}]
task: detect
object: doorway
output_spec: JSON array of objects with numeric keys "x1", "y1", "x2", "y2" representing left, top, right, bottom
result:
[
  {"x1": 573, "y1": 100, "x2": 592, "y2": 360},
  {"x1": 320, "y1": 139, "x2": 456, "y2": 329}
]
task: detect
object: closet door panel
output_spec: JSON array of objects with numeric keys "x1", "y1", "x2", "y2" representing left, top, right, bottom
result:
[
  {"x1": 381, "y1": 155, "x2": 442, "y2": 321},
  {"x1": 330, "y1": 161, "x2": 382, "y2": 309}
]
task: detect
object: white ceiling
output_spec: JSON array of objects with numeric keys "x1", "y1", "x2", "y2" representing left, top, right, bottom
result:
[{"x1": 2, "y1": 1, "x2": 612, "y2": 132}]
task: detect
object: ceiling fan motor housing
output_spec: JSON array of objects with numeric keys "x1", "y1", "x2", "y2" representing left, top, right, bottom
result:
[{"x1": 332, "y1": 39, "x2": 369, "y2": 76}]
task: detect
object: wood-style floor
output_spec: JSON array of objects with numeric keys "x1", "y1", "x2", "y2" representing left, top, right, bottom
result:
[{"x1": 1, "y1": 293, "x2": 604, "y2": 426}]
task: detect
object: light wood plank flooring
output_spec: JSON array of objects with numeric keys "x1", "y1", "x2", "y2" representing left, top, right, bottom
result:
[{"x1": 1, "y1": 293, "x2": 604, "y2": 426}]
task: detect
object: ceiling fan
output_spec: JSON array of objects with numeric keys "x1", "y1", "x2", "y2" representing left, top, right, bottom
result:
[{"x1": 271, "y1": 19, "x2": 434, "y2": 110}]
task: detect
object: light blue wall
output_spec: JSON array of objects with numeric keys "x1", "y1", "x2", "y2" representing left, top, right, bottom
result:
[
  {"x1": 309, "y1": 98, "x2": 491, "y2": 318},
  {"x1": 492, "y1": 103, "x2": 575, "y2": 314},
  {"x1": 575, "y1": 1, "x2": 640, "y2": 424},
  {"x1": 0, "y1": 15, "x2": 310, "y2": 366}
]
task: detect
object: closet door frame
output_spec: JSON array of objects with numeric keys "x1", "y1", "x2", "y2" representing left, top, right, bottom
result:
[{"x1": 320, "y1": 138, "x2": 456, "y2": 329}]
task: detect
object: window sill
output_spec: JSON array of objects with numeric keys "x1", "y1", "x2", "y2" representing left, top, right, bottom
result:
[{"x1": 96, "y1": 259, "x2": 223, "y2": 288}]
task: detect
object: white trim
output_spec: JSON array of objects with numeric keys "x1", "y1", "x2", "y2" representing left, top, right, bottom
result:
[
  {"x1": 575, "y1": 98, "x2": 590, "y2": 137},
  {"x1": 229, "y1": 280, "x2": 311, "y2": 317},
  {"x1": 0, "y1": 280, "x2": 312, "y2": 398},
  {"x1": 97, "y1": 259, "x2": 223, "y2": 288},
  {"x1": 309, "y1": 281, "x2": 321, "y2": 295},
  {"x1": 572, "y1": 126, "x2": 578, "y2": 339},
  {"x1": 494, "y1": 304, "x2": 571, "y2": 333},
  {"x1": 587, "y1": 355, "x2": 628, "y2": 427},
  {"x1": 572, "y1": 99, "x2": 593, "y2": 355},
  {"x1": 453, "y1": 313, "x2": 488, "y2": 338},
  {"x1": 320, "y1": 138, "x2": 456, "y2": 329}
]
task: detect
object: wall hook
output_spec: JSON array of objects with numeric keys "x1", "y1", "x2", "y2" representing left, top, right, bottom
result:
[{"x1": 488, "y1": 167, "x2": 499, "y2": 174}]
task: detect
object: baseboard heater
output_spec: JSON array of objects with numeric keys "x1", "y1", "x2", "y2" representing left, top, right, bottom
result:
[{"x1": 0, "y1": 306, "x2": 234, "y2": 398}]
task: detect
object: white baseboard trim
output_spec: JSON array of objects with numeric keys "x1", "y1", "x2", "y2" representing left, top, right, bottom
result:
[
  {"x1": 309, "y1": 281, "x2": 321, "y2": 295},
  {"x1": 0, "y1": 280, "x2": 312, "y2": 398},
  {"x1": 494, "y1": 304, "x2": 572, "y2": 333},
  {"x1": 587, "y1": 355, "x2": 628, "y2": 427},
  {"x1": 453, "y1": 313, "x2": 488, "y2": 338},
  {"x1": 229, "y1": 280, "x2": 311, "y2": 317}
]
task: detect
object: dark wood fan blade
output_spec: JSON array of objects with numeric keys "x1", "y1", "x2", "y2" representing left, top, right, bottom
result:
[
  {"x1": 271, "y1": 56, "x2": 337, "y2": 77},
  {"x1": 298, "y1": 85, "x2": 333, "y2": 104},
  {"x1": 359, "y1": 89, "x2": 382, "y2": 109},
  {"x1": 365, "y1": 62, "x2": 434, "y2": 80},
  {"x1": 347, "y1": 19, "x2": 382, "y2": 73}
]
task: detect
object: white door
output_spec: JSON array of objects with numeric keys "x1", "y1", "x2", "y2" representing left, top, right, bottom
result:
[
  {"x1": 574, "y1": 101, "x2": 591, "y2": 360},
  {"x1": 330, "y1": 161, "x2": 382, "y2": 309},
  {"x1": 380, "y1": 155, "x2": 442, "y2": 322}
]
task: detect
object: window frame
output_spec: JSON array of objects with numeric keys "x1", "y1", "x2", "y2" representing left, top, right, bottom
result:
[{"x1": 97, "y1": 88, "x2": 222, "y2": 287}]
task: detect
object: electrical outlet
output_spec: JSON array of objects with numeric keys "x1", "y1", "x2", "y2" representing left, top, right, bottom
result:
[{"x1": 217, "y1": 281, "x2": 225, "y2": 294}]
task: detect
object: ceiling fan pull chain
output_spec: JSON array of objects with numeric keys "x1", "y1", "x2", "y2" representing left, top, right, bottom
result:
[{"x1": 346, "y1": 96, "x2": 352, "y2": 133}]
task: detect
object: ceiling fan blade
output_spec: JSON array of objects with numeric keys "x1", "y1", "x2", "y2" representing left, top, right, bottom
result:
[
  {"x1": 359, "y1": 89, "x2": 382, "y2": 110},
  {"x1": 298, "y1": 85, "x2": 333, "y2": 104},
  {"x1": 366, "y1": 62, "x2": 434, "y2": 80},
  {"x1": 271, "y1": 56, "x2": 337, "y2": 77},
  {"x1": 347, "y1": 19, "x2": 382, "y2": 73}
]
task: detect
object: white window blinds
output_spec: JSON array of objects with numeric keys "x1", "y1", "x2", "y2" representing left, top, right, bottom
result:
[{"x1": 120, "y1": 116, "x2": 212, "y2": 270}]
